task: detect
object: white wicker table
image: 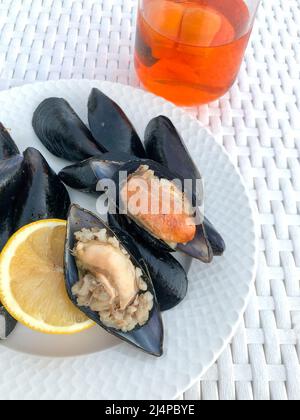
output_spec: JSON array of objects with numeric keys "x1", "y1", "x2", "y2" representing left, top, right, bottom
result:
[{"x1": 0, "y1": 0, "x2": 299, "y2": 400}]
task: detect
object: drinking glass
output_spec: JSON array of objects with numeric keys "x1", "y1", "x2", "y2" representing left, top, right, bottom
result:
[{"x1": 135, "y1": 0, "x2": 260, "y2": 106}]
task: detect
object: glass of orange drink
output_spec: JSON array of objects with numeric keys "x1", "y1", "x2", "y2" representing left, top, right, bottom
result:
[{"x1": 135, "y1": 0, "x2": 260, "y2": 106}]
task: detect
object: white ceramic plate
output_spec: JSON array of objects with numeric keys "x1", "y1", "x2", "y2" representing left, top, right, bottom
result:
[{"x1": 0, "y1": 80, "x2": 257, "y2": 400}]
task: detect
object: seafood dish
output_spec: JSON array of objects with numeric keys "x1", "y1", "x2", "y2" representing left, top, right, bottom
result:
[
  {"x1": 0, "y1": 154, "x2": 23, "y2": 251},
  {"x1": 0, "y1": 88, "x2": 226, "y2": 357},
  {"x1": 61, "y1": 155, "x2": 224, "y2": 256}
]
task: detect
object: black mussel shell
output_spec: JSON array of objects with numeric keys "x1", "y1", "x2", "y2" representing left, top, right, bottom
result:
[
  {"x1": 0, "y1": 154, "x2": 24, "y2": 339},
  {"x1": 65, "y1": 204, "x2": 164, "y2": 357},
  {"x1": 0, "y1": 123, "x2": 20, "y2": 160},
  {"x1": 14, "y1": 148, "x2": 71, "y2": 230},
  {"x1": 59, "y1": 152, "x2": 130, "y2": 194},
  {"x1": 0, "y1": 149, "x2": 71, "y2": 339},
  {"x1": 145, "y1": 116, "x2": 202, "y2": 187},
  {"x1": 109, "y1": 159, "x2": 212, "y2": 262},
  {"x1": 88, "y1": 88, "x2": 146, "y2": 158},
  {"x1": 108, "y1": 213, "x2": 188, "y2": 312},
  {"x1": 135, "y1": 25, "x2": 158, "y2": 68},
  {"x1": 203, "y1": 217, "x2": 226, "y2": 256},
  {"x1": 59, "y1": 157, "x2": 100, "y2": 193},
  {"x1": 111, "y1": 159, "x2": 176, "y2": 253},
  {"x1": 177, "y1": 222, "x2": 213, "y2": 263},
  {"x1": 32, "y1": 98, "x2": 106, "y2": 161},
  {"x1": 0, "y1": 304, "x2": 17, "y2": 340},
  {"x1": 145, "y1": 116, "x2": 225, "y2": 256},
  {"x1": 0, "y1": 155, "x2": 23, "y2": 251}
]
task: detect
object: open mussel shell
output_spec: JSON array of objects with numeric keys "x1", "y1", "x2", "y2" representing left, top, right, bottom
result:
[
  {"x1": 109, "y1": 159, "x2": 213, "y2": 262},
  {"x1": 0, "y1": 304, "x2": 17, "y2": 340},
  {"x1": 88, "y1": 88, "x2": 146, "y2": 158},
  {"x1": 65, "y1": 204, "x2": 164, "y2": 357},
  {"x1": 59, "y1": 152, "x2": 129, "y2": 194},
  {"x1": 0, "y1": 123, "x2": 20, "y2": 160},
  {"x1": 145, "y1": 116, "x2": 225, "y2": 256},
  {"x1": 0, "y1": 155, "x2": 23, "y2": 251},
  {"x1": 108, "y1": 213, "x2": 188, "y2": 312},
  {"x1": 32, "y1": 98, "x2": 106, "y2": 161},
  {"x1": 14, "y1": 148, "x2": 71, "y2": 230}
]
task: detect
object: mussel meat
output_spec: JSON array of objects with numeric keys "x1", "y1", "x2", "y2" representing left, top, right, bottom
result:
[
  {"x1": 94, "y1": 158, "x2": 212, "y2": 262},
  {"x1": 108, "y1": 213, "x2": 188, "y2": 312},
  {"x1": 64, "y1": 204, "x2": 164, "y2": 356},
  {"x1": 0, "y1": 155, "x2": 24, "y2": 251},
  {"x1": 0, "y1": 123, "x2": 20, "y2": 160},
  {"x1": 14, "y1": 148, "x2": 71, "y2": 230},
  {"x1": 88, "y1": 88, "x2": 146, "y2": 158},
  {"x1": 59, "y1": 152, "x2": 129, "y2": 194},
  {"x1": 145, "y1": 116, "x2": 226, "y2": 256},
  {"x1": 0, "y1": 304, "x2": 17, "y2": 340},
  {"x1": 32, "y1": 98, "x2": 106, "y2": 161}
]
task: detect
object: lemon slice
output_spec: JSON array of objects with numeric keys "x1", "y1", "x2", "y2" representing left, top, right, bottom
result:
[{"x1": 0, "y1": 219, "x2": 94, "y2": 335}]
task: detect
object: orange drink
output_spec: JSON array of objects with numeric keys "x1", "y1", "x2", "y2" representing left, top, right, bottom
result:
[{"x1": 135, "y1": 0, "x2": 260, "y2": 105}]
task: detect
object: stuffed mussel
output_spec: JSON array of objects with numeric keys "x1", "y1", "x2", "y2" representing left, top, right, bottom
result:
[
  {"x1": 88, "y1": 88, "x2": 146, "y2": 158},
  {"x1": 145, "y1": 116, "x2": 226, "y2": 256},
  {"x1": 108, "y1": 213, "x2": 188, "y2": 312},
  {"x1": 65, "y1": 205, "x2": 164, "y2": 356},
  {"x1": 93, "y1": 159, "x2": 213, "y2": 262},
  {"x1": 32, "y1": 98, "x2": 106, "y2": 161}
]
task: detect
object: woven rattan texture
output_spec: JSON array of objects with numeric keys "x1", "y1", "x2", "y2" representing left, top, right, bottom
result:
[{"x1": 0, "y1": 0, "x2": 300, "y2": 400}]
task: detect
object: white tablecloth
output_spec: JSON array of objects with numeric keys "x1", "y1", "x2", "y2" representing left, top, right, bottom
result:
[{"x1": 0, "y1": 0, "x2": 299, "y2": 400}]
